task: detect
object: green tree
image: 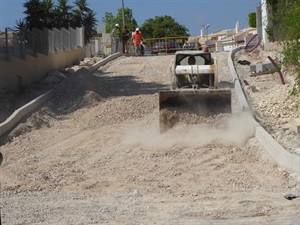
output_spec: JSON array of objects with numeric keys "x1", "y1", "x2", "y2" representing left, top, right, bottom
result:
[
  {"x1": 102, "y1": 7, "x2": 138, "y2": 33},
  {"x1": 23, "y1": 0, "x2": 43, "y2": 30},
  {"x1": 40, "y1": 0, "x2": 55, "y2": 29},
  {"x1": 71, "y1": 0, "x2": 89, "y2": 28},
  {"x1": 266, "y1": 0, "x2": 300, "y2": 95},
  {"x1": 83, "y1": 10, "x2": 98, "y2": 43},
  {"x1": 53, "y1": 0, "x2": 73, "y2": 29},
  {"x1": 14, "y1": 19, "x2": 27, "y2": 31},
  {"x1": 140, "y1": 15, "x2": 189, "y2": 39},
  {"x1": 14, "y1": 19, "x2": 27, "y2": 45},
  {"x1": 72, "y1": 0, "x2": 97, "y2": 43},
  {"x1": 265, "y1": 0, "x2": 281, "y2": 41},
  {"x1": 21, "y1": 0, "x2": 97, "y2": 44},
  {"x1": 279, "y1": 1, "x2": 300, "y2": 95},
  {"x1": 102, "y1": 12, "x2": 114, "y2": 33},
  {"x1": 248, "y1": 12, "x2": 256, "y2": 28}
]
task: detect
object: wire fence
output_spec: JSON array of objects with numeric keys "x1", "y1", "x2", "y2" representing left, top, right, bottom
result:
[{"x1": 0, "y1": 27, "x2": 84, "y2": 60}]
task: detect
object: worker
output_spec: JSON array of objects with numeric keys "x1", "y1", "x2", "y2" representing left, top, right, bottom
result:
[
  {"x1": 203, "y1": 46, "x2": 209, "y2": 52},
  {"x1": 112, "y1": 23, "x2": 121, "y2": 53},
  {"x1": 132, "y1": 28, "x2": 144, "y2": 56},
  {"x1": 182, "y1": 55, "x2": 196, "y2": 85},
  {"x1": 121, "y1": 26, "x2": 130, "y2": 54},
  {"x1": 188, "y1": 55, "x2": 196, "y2": 65}
]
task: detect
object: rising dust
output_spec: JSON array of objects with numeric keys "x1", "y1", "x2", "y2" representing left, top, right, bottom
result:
[{"x1": 122, "y1": 112, "x2": 255, "y2": 149}]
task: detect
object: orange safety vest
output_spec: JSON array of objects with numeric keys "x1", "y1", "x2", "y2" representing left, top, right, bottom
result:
[{"x1": 132, "y1": 32, "x2": 143, "y2": 45}]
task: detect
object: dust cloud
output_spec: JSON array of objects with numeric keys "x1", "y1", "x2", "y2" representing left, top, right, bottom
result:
[{"x1": 122, "y1": 112, "x2": 255, "y2": 148}]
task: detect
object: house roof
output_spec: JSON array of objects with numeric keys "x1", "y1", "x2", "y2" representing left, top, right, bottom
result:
[{"x1": 188, "y1": 27, "x2": 258, "y2": 44}]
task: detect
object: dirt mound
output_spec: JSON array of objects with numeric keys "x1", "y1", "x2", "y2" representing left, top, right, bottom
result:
[
  {"x1": 1, "y1": 68, "x2": 107, "y2": 143},
  {"x1": 234, "y1": 48, "x2": 300, "y2": 155},
  {"x1": 51, "y1": 68, "x2": 106, "y2": 113}
]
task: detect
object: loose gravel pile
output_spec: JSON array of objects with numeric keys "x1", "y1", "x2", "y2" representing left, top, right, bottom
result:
[{"x1": 234, "y1": 48, "x2": 300, "y2": 155}]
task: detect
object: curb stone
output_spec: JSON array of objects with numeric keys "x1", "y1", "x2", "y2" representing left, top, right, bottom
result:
[
  {"x1": 229, "y1": 47, "x2": 300, "y2": 173},
  {"x1": 0, "y1": 52, "x2": 122, "y2": 141}
]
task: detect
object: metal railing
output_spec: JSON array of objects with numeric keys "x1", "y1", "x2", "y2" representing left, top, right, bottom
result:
[
  {"x1": 0, "y1": 27, "x2": 84, "y2": 60},
  {"x1": 144, "y1": 36, "x2": 189, "y2": 54}
]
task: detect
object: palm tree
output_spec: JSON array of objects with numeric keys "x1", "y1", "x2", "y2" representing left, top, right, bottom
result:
[
  {"x1": 23, "y1": 0, "x2": 43, "y2": 30},
  {"x1": 14, "y1": 19, "x2": 27, "y2": 44},
  {"x1": 72, "y1": 0, "x2": 97, "y2": 43},
  {"x1": 71, "y1": 0, "x2": 90, "y2": 28},
  {"x1": 40, "y1": 0, "x2": 55, "y2": 29},
  {"x1": 54, "y1": 0, "x2": 73, "y2": 29},
  {"x1": 83, "y1": 10, "x2": 97, "y2": 43},
  {"x1": 14, "y1": 19, "x2": 27, "y2": 31},
  {"x1": 22, "y1": 0, "x2": 97, "y2": 44}
]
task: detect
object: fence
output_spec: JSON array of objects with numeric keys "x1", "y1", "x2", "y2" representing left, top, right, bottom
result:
[
  {"x1": 0, "y1": 27, "x2": 84, "y2": 60},
  {"x1": 143, "y1": 37, "x2": 188, "y2": 55}
]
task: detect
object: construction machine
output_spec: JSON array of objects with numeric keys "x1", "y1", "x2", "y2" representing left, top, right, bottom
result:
[{"x1": 159, "y1": 50, "x2": 232, "y2": 132}]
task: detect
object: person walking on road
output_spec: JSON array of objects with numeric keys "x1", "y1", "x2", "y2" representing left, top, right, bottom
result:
[
  {"x1": 122, "y1": 26, "x2": 130, "y2": 54},
  {"x1": 132, "y1": 28, "x2": 144, "y2": 56},
  {"x1": 112, "y1": 23, "x2": 121, "y2": 53}
]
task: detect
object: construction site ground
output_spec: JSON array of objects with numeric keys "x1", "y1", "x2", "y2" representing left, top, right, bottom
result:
[{"x1": 0, "y1": 50, "x2": 300, "y2": 224}]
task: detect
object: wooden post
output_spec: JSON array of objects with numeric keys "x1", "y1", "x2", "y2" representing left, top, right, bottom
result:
[{"x1": 267, "y1": 56, "x2": 285, "y2": 85}]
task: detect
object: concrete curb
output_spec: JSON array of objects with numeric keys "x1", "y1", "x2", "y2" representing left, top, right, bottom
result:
[
  {"x1": 229, "y1": 48, "x2": 300, "y2": 173},
  {"x1": 88, "y1": 52, "x2": 122, "y2": 73},
  {"x1": 0, "y1": 90, "x2": 54, "y2": 137},
  {"x1": 0, "y1": 52, "x2": 122, "y2": 140}
]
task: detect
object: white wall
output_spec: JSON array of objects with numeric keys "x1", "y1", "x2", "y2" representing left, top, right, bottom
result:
[
  {"x1": 0, "y1": 48, "x2": 84, "y2": 90},
  {"x1": 261, "y1": 0, "x2": 270, "y2": 46}
]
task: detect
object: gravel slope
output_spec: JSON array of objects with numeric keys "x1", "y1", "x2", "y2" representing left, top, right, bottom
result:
[
  {"x1": 233, "y1": 48, "x2": 300, "y2": 156},
  {"x1": 0, "y1": 52, "x2": 300, "y2": 224}
]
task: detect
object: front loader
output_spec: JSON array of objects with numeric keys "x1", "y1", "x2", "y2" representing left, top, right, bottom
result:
[{"x1": 159, "y1": 50, "x2": 232, "y2": 132}]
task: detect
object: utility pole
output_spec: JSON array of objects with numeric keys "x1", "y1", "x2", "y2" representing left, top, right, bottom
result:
[
  {"x1": 121, "y1": 0, "x2": 125, "y2": 29},
  {"x1": 205, "y1": 24, "x2": 210, "y2": 41}
]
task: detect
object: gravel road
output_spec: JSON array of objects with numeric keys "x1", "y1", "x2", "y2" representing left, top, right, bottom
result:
[{"x1": 0, "y1": 52, "x2": 300, "y2": 224}]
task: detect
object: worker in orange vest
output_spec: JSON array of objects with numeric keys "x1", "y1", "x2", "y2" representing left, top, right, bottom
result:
[{"x1": 132, "y1": 28, "x2": 144, "y2": 56}]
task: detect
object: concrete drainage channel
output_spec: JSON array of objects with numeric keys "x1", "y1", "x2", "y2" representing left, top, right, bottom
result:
[{"x1": 0, "y1": 50, "x2": 300, "y2": 173}]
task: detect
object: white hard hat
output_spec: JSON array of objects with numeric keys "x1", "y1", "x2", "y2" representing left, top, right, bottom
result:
[
  {"x1": 135, "y1": 28, "x2": 139, "y2": 31},
  {"x1": 115, "y1": 23, "x2": 119, "y2": 27}
]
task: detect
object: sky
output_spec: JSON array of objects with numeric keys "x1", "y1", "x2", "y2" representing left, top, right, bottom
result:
[{"x1": 0, "y1": 0, "x2": 260, "y2": 36}]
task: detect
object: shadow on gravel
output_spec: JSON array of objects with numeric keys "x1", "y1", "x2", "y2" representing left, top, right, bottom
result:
[
  {"x1": 218, "y1": 81, "x2": 234, "y2": 89},
  {"x1": 96, "y1": 74, "x2": 168, "y2": 96},
  {"x1": 49, "y1": 68, "x2": 169, "y2": 115}
]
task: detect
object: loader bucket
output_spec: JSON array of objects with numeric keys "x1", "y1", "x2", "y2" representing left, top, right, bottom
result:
[{"x1": 159, "y1": 89, "x2": 231, "y2": 132}]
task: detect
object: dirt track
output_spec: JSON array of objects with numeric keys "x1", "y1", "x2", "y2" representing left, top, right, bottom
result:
[{"x1": 0, "y1": 52, "x2": 300, "y2": 224}]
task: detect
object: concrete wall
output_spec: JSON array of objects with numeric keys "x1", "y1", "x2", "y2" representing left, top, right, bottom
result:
[
  {"x1": 0, "y1": 47, "x2": 84, "y2": 90},
  {"x1": 0, "y1": 52, "x2": 121, "y2": 140}
]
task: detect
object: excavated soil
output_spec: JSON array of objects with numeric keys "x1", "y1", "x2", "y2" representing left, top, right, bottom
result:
[
  {"x1": 0, "y1": 51, "x2": 300, "y2": 224},
  {"x1": 234, "y1": 48, "x2": 300, "y2": 156}
]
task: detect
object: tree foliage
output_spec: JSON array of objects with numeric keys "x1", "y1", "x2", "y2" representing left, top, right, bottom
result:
[
  {"x1": 102, "y1": 7, "x2": 138, "y2": 33},
  {"x1": 248, "y1": 12, "x2": 256, "y2": 28},
  {"x1": 101, "y1": 9, "x2": 189, "y2": 39},
  {"x1": 22, "y1": 0, "x2": 97, "y2": 43},
  {"x1": 53, "y1": 0, "x2": 73, "y2": 29},
  {"x1": 23, "y1": 0, "x2": 44, "y2": 30},
  {"x1": 140, "y1": 15, "x2": 189, "y2": 39},
  {"x1": 72, "y1": 0, "x2": 97, "y2": 43},
  {"x1": 266, "y1": 0, "x2": 300, "y2": 95}
]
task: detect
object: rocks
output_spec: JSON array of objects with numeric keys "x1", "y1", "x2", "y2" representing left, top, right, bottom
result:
[{"x1": 235, "y1": 48, "x2": 300, "y2": 156}]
